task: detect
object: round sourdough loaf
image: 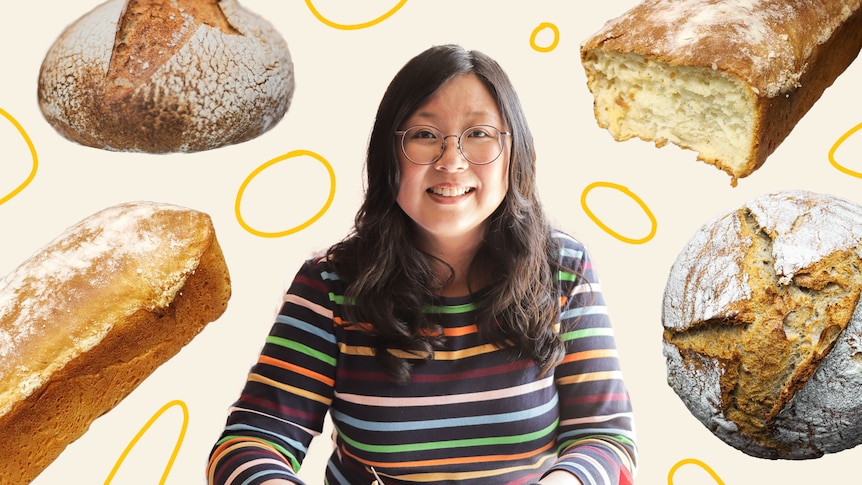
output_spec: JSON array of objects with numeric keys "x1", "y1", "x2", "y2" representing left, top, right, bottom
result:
[
  {"x1": 662, "y1": 190, "x2": 862, "y2": 459},
  {"x1": 38, "y1": 0, "x2": 294, "y2": 153}
]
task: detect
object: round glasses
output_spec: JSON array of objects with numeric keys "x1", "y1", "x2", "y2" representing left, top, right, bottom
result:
[{"x1": 395, "y1": 125, "x2": 511, "y2": 165}]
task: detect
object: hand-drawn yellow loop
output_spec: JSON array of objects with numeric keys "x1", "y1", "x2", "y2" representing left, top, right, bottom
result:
[
  {"x1": 580, "y1": 181, "x2": 657, "y2": 245},
  {"x1": 530, "y1": 22, "x2": 560, "y2": 53},
  {"x1": 305, "y1": 0, "x2": 407, "y2": 30},
  {"x1": 236, "y1": 149, "x2": 336, "y2": 238},
  {"x1": 829, "y1": 121, "x2": 862, "y2": 178},
  {"x1": 104, "y1": 400, "x2": 189, "y2": 485},
  {"x1": 668, "y1": 458, "x2": 726, "y2": 485},
  {"x1": 0, "y1": 107, "x2": 38, "y2": 207}
]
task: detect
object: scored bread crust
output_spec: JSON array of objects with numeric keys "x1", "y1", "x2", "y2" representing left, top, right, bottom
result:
[
  {"x1": 580, "y1": 0, "x2": 862, "y2": 185},
  {"x1": 662, "y1": 190, "x2": 862, "y2": 459},
  {"x1": 0, "y1": 202, "x2": 231, "y2": 484},
  {"x1": 37, "y1": 0, "x2": 294, "y2": 153}
]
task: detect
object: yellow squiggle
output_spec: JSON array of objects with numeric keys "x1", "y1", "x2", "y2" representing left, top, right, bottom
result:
[
  {"x1": 530, "y1": 22, "x2": 560, "y2": 52},
  {"x1": 0, "y1": 107, "x2": 38, "y2": 206},
  {"x1": 235, "y1": 149, "x2": 337, "y2": 238},
  {"x1": 104, "y1": 400, "x2": 189, "y2": 485},
  {"x1": 305, "y1": 0, "x2": 408, "y2": 30},
  {"x1": 828, "y1": 121, "x2": 862, "y2": 178},
  {"x1": 580, "y1": 181, "x2": 657, "y2": 245},
  {"x1": 667, "y1": 458, "x2": 726, "y2": 485}
]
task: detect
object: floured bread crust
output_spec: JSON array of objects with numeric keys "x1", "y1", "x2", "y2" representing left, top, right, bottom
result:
[
  {"x1": 581, "y1": 0, "x2": 862, "y2": 185},
  {"x1": 38, "y1": 0, "x2": 294, "y2": 153},
  {"x1": 0, "y1": 201, "x2": 231, "y2": 484},
  {"x1": 662, "y1": 190, "x2": 862, "y2": 459}
]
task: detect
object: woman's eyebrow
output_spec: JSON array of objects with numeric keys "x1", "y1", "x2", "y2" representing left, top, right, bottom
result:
[{"x1": 409, "y1": 110, "x2": 500, "y2": 123}]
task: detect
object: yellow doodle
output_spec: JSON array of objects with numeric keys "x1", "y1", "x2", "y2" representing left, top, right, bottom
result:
[
  {"x1": 530, "y1": 22, "x2": 560, "y2": 52},
  {"x1": 668, "y1": 458, "x2": 726, "y2": 485},
  {"x1": 236, "y1": 149, "x2": 337, "y2": 238},
  {"x1": 0, "y1": 107, "x2": 38, "y2": 207},
  {"x1": 305, "y1": 0, "x2": 408, "y2": 30},
  {"x1": 104, "y1": 400, "x2": 189, "y2": 485},
  {"x1": 829, "y1": 121, "x2": 862, "y2": 178},
  {"x1": 580, "y1": 181, "x2": 657, "y2": 245}
]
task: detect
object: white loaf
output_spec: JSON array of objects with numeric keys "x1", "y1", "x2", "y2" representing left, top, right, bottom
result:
[
  {"x1": 38, "y1": 0, "x2": 294, "y2": 153},
  {"x1": 581, "y1": 0, "x2": 862, "y2": 185},
  {"x1": 0, "y1": 201, "x2": 231, "y2": 483},
  {"x1": 663, "y1": 190, "x2": 862, "y2": 459}
]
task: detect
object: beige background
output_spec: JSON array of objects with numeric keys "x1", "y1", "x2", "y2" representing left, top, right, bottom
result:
[{"x1": 2, "y1": 0, "x2": 861, "y2": 483}]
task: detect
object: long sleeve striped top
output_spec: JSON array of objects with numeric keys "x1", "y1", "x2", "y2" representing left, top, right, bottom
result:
[{"x1": 207, "y1": 232, "x2": 637, "y2": 484}]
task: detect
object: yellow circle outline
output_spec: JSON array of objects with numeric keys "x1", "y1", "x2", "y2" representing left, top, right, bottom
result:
[
  {"x1": 667, "y1": 458, "x2": 726, "y2": 485},
  {"x1": 235, "y1": 149, "x2": 337, "y2": 238},
  {"x1": 530, "y1": 22, "x2": 560, "y2": 53},
  {"x1": 104, "y1": 400, "x2": 189, "y2": 485},
  {"x1": 580, "y1": 181, "x2": 657, "y2": 245},
  {"x1": 305, "y1": 0, "x2": 408, "y2": 30},
  {"x1": 828, "y1": 121, "x2": 862, "y2": 178},
  {"x1": 0, "y1": 107, "x2": 38, "y2": 206}
]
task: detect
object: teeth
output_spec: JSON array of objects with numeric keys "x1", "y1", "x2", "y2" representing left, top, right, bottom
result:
[{"x1": 430, "y1": 186, "x2": 473, "y2": 197}]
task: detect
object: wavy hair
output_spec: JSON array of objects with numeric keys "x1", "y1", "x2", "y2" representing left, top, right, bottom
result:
[{"x1": 327, "y1": 44, "x2": 564, "y2": 384}]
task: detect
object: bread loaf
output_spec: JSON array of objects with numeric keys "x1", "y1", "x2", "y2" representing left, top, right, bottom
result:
[
  {"x1": 580, "y1": 0, "x2": 862, "y2": 185},
  {"x1": 38, "y1": 0, "x2": 294, "y2": 153},
  {"x1": 0, "y1": 201, "x2": 231, "y2": 484},
  {"x1": 662, "y1": 190, "x2": 862, "y2": 459}
]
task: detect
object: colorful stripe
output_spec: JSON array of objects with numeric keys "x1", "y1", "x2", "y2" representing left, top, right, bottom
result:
[{"x1": 207, "y1": 231, "x2": 637, "y2": 484}]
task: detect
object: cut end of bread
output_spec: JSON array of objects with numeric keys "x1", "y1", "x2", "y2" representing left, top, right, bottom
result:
[
  {"x1": 582, "y1": 49, "x2": 759, "y2": 185},
  {"x1": 579, "y1": 0, "x2": 862, "y2": 187}
]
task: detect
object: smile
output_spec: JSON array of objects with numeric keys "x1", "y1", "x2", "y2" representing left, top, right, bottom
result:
[{"x1": 428, "y1": 186, "x2": 475, "y2": 197}]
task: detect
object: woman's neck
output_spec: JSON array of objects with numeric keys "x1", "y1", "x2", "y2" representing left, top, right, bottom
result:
[{"x1": 418, "y1": 230, "x2": 488, "y2": 298}]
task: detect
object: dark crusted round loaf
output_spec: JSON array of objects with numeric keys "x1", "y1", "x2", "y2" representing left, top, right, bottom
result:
[{"x1": 662, "y1": 190, "x2": 862, "y2": 459}]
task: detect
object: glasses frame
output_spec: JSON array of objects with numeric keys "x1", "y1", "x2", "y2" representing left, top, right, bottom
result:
[{"x1": 395, "y1": 124, "x2": 512, "y2": 166}]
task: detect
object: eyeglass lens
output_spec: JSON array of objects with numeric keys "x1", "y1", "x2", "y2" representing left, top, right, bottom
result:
[{"x1": 400, "y1": 125, "x2": 504, "y2": 165}]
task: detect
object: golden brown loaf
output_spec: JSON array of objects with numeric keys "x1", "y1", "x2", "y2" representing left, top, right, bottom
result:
[
  {"x1": 663, "y1": 190, "x2": 862, "y2": 459},
  {"x1": 38, "y1": 0, "x2": 294, "y2": 153},
  {"x1": 0, "y1": 201, "x2": 231, "y2": 484},
  {"x1": 581, "y1": 0, "x2": 862, "y2": 185}
]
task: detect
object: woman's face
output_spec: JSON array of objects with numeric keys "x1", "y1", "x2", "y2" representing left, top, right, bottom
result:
[{"x1": 395, "y1": 74, "x2": 510, "y2": 251}]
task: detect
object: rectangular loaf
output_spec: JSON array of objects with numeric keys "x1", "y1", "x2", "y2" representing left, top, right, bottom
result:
[
  {"x1": 0, "y1": 202, "x2": 231, "y2": 484},
  {"x1": 580, "y1": 0, "x2": 862, "y2": 185}
]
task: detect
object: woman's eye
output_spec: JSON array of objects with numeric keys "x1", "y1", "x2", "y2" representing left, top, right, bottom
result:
[
  {"x1": 405, "y1": 127, "x2": 439, "y2": 140},
  {"x1": 466, "y1": 127, "x2": 492, "y2": 138}
]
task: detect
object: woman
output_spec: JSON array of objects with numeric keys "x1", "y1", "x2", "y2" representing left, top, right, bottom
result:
[{"x1": 207, "y1": 44, "x2": 637, "y2": 485}]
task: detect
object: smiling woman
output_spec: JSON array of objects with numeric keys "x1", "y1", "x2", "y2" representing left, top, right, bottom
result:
[
  {"x1": 207, "y1": 44, "x2": 637, "y2": 485},
  {"x1": 393, "y1": 74, "x2": 511, "y2": 281}
]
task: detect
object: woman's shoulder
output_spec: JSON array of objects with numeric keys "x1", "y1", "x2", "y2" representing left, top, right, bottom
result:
[
  {"x1": 550, "y1": 229, "x2": 589, "y2": 263},
  {"x1": 286, "y1": 250, "x2": 346, "y2": 291}
]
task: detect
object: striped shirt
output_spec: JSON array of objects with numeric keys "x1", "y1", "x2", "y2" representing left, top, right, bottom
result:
[{"x1": 207, "y1": 232, "x2": 637, "y2": 484}]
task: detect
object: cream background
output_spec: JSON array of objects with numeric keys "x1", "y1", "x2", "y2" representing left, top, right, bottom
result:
[{"x1": 1, "y1": 0, "x2": 861, "y2": 483}]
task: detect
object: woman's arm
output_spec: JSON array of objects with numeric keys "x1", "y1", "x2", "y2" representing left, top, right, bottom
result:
[
  {"x1": 545, "y1": 236, "x2": 638, "y2": 485},
  {"x1": 539, "y1": 470, "x2": 585, "y2": 484},
  {"x1": 207, "y1": 259, "x2": 340, "y2": 485}
]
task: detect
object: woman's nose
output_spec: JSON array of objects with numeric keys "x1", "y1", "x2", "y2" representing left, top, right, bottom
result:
[{"x1": 436, "y1": 135, "x2": 468, "y2": 171}]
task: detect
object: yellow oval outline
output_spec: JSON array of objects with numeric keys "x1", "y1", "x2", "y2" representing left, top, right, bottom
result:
[
  {"x1": 0, "y1": 107, "x2": 38, "y2": 206},
  {"x1": 828, "y1": 121, "x2": 862, "y2": 178},
  {"x1": 305, "y1": 0, "x2": 408, "y2": 30},
  {"x1": 580, "y1": 181, "x2": 657, "y2": 245},
  {"x1": 667, "y1": 458, "x2": 726, "y2": 485},
  {"x1": 235, "y1": 149, "x2": 337, "y2": 238},
  {"x1": 104, "y1": 400, "x2": 189, "y2": 485},
  {"x1": 530, "y1": 22, "x2": 560, "y2": 53}
]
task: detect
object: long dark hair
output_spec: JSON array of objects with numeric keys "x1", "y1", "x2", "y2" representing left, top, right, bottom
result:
[{"x1": 327, "y1": 44, "x2": 564, "y2": 384}]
